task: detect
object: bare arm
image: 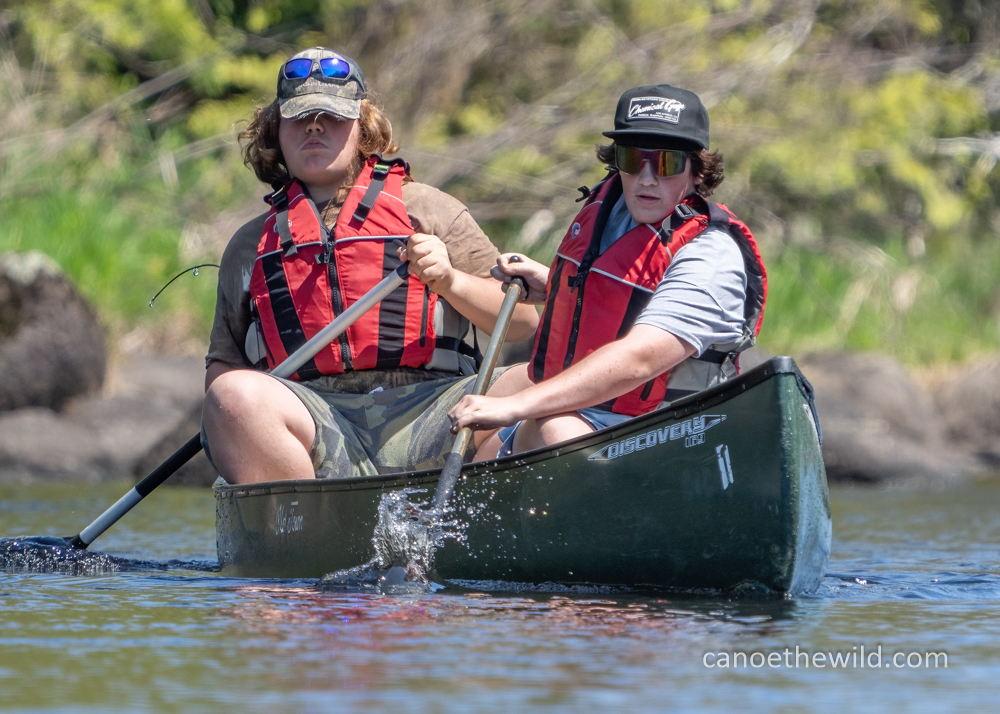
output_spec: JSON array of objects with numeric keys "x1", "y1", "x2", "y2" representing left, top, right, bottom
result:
[
  {"x1": 399, "y1": 233, "x2": 539, "y2": 341},
  {"x1": 448, "y1": 324, "x2": 695, "y2": 431}
]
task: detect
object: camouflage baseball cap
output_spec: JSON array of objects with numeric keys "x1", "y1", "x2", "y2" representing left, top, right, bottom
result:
[{"x1": 277, "y1": 47, "x2": 367, "y2": 121}]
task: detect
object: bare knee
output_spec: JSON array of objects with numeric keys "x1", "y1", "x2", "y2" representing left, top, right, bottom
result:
[
  {"x1": 204, "y1": 370, "x2": 272, "y2": 423},
  {"x1": 485, "y1": 363, "x2": 532, "y2": 398},
  {"x1": 202, "y1": 370, "x2": 316, "y2": 483},
  {"x1": 203, "y1": 371, "x2": 313, "y2": 448},
  {"x1": 513, "y1": 413, "x2": 594, "y2": 454},
  {"x1": 536, "y1": 414, "x2": 594, "y2": 443}
]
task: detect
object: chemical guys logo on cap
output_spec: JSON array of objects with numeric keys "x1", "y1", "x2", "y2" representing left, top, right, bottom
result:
[
  {"x1": 588, "y1": 415, "x2": 726, "y2": 461},
  {"x1": 628, "y1": 97, "x2": 685, "y2": 125}
]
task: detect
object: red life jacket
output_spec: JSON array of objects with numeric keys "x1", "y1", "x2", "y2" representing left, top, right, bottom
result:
[
  {"x1": 249, "y1": 156, "x2": 437, "y2": 381},
  {"x1": 529, "y1": 173, "x2": 767, "y2": 416}
]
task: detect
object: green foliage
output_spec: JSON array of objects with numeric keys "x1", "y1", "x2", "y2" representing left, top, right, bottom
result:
[
  {"x1": 0, "y1": 178, "x2": 220, "y2": 339},
  {"x1": 1, "y1": 0, "x2": 999, "y2": 363},
  {"x1": 764, "y1": 239, "x2": 1000, "y2": 364}
]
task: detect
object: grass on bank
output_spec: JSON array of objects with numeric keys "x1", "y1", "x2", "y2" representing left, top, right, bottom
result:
[
  {"x1": 0, "y1": 142, "x2": 260, "y2": 356},
  {"x1": 2, "y1": 133, "x2": 999, "y2": 367},
  {"x1": 481, "y1": 217, "x2": 1000, "y2": 367}
]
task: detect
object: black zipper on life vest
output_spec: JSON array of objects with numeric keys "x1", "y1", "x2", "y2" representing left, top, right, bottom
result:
[
  {"x1": 532, "y1": 257, "x2": 564, "y2": 382},
  {"x1": 420, "y1": 285, "x2": 429, "y2": 347},
  {"x1": 325, "y1": 240, "x2": 353, "y2": 371},
  {"x1": 563, "y1": 174, "x2": 620, "y2": 368},
  {"x1": 563, "y1": 272, "x2": 587, "y2": 369}
]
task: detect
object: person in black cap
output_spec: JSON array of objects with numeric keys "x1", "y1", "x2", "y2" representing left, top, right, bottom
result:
[
  {"x1": 449, "y1": 84, "x2": 767, "y2": 459},
  {"x1": 202, "y1": 47, "x2": 538, "y2": 484}
]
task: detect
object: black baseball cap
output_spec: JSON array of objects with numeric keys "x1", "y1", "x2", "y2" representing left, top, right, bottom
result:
[
  {"x1": 277, "y1": 47, "x2": 367, "y2": 121},
  {"x1": 603, "y1": 85, "x2": 709, "y2": 151}
]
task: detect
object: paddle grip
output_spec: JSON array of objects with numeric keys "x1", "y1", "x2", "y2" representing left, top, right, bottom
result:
[
  {"x1": 71, "y1": 434, "x2": 205, "y2": 548},
  {"x1": 136, "y1": 434, "x2": 204, "y2": 497}
]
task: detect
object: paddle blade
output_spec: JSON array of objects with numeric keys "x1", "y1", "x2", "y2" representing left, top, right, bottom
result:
[{"x1": 0, "y1": 536, "x2": 123, "y2": 574}]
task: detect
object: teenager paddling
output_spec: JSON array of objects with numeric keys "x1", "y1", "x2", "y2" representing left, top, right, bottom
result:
[
  {"x1": 449, "y1": 84, "x2": 766, "y2": 459},
  {"x1": 202, "y1": 47, "x2": 537, "y2": 484}
]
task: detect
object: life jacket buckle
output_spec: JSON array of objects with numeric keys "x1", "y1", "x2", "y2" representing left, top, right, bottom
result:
[
  {"x1": 575, "y1": 185, "x2": 591, "y2": 203},
  {"x1": 720, "y1": 351, "x2": 739, "y2": 380},
  {"x1": 674, "y1": 203, "x2": 697, "y2": 221}
]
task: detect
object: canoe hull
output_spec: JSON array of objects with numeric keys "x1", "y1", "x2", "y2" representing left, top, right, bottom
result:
[{"x1": 215, "y1": 357, "x2": 831, "y2": 594}]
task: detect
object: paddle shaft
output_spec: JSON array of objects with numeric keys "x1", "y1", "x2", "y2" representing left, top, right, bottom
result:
[
  {"x1": 68, "y1": 263, "x2": 411, "y2": 549},
  {"x1": 431, "y1": 277, "x2": 525, "y2": 511}
]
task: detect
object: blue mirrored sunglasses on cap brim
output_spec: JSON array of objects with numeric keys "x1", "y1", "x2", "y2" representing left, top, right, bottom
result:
[
  {"x1": 615, "y1": 146, "x2": 688, "y2": 177},
  {"x1": 282, "y1": 56, "x2": 359, "y2": 83}
]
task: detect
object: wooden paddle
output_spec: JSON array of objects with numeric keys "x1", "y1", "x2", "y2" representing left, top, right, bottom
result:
[
  {"x1": 65, "y1": 263, "x2": 412, "y2": 550},
  {"x1": 430, "y1": 275, "x2": 526, "y2": 512}
]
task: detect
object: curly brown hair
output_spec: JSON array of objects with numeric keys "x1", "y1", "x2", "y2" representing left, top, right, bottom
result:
[
  {"x1": 238, "y1": 96, "x2": 399, "y2": 193},
  {"x1": 595, "y1": 143, "x2": 724, "y2": 197}
]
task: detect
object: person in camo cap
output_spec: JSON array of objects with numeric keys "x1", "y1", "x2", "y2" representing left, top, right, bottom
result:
[
  {"x1": 449, "y1": 84, "x2": 767, "y2": 460},
  {"x1": 202, "y1": 47, "x2": 538, "y2": 484}
]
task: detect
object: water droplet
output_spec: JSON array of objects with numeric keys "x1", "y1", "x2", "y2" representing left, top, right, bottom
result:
[{"x1": 193, "y1": 267, "x2": 200, "y2": 276}]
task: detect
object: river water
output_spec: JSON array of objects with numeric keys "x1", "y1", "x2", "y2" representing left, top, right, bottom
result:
[{"x1": 1, "y1": 477, "x2": 999, "y2": 712}]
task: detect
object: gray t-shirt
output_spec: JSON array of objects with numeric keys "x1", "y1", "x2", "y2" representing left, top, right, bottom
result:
[{"x1": 601, "y1": 196, "x2": 747, "y2": 356}]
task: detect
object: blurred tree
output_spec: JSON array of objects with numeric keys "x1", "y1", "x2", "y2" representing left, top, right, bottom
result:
[{"x1": 1, "y1": 0, "x2": 998, "y2": 360}]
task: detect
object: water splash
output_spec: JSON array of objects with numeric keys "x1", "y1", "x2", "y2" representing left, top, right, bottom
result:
[
  {"x1": 0, "y1": 536, "x2": 126, "y2": 575},
  {"x1": 0, "y1": 536, "x2": 218, "y2": 575},
  {"x1": 319, "y1": 489, "x2": 462, "y2": 592}
]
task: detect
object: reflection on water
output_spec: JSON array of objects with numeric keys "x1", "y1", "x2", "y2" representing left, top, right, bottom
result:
[{"x1": 1, "y1": 478, "x2": 999, "y2": 711}]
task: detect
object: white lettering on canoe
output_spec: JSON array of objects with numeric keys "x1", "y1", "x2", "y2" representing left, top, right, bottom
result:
[
  {"x1": 275, "y1": 501, "x2": 304, "y2": 535},
  {"x1": 588, "y1": 415, "x2": 726, "y2": 461},
  {"x1": 716, "y1": 444, "x2": 734, "y2": 489}
]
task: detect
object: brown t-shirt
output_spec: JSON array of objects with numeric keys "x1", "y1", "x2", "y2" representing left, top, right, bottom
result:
[{"x1": 206, "y1": 181, "x2": 501, "y2": 369}]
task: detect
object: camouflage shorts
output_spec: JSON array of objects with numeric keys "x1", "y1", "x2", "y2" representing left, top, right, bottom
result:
[{"x1": 272, "y1": 368, "x2": 504, "y2": 479}]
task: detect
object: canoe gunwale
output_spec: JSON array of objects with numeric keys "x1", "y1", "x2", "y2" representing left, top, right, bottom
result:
[{"x1": 213, "y1": 356, "x2": 808, "y2": 499}]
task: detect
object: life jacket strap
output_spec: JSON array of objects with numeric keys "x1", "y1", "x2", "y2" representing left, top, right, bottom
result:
[
  {"x1": 434, "y1": 336, "x2": 482, "y2": 362},
  {"x1": 352, "y1": 161, "x2": 392, "y2": 224},
  {"x1": 696, "y1": 348, "x2": 739, "y2": 380},
  {"x1": 657, "y1": 202, "x2": 700, "y2": 244},
  {"x1": 266, "y1": 185, "x2": 298, "y2": 257},
  {"x1": 275, "y1": 207, "x2": 296, "y2": 256}
]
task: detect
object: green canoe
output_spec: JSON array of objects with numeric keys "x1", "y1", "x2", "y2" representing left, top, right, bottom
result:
[{"x1": 214, "y1": 356, "x2": 831, "y2": 594}]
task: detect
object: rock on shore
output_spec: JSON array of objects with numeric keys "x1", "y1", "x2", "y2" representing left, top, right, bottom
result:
[
  {"x1": 0, "y1": 252, "x2": 106, "y2": 412},
  {"x1": 0, "y1": 347, "x2": 997, "y2": 487},
  {"x1": 0, "y1": 355, "x2": 211, "y2": 485},
  {"x1": 933, "y1": 357, "x2": 1000, "y2": 471},
  {"x1": 796, "y1": 352, "x2": 982, "y2": 486}
]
